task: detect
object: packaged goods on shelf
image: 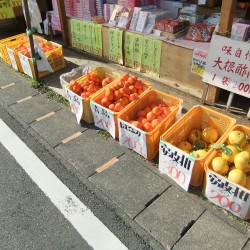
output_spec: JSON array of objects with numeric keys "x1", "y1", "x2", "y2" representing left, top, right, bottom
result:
[{"x1": 185, "y1": 23, "x2": 214, "y2": 42}]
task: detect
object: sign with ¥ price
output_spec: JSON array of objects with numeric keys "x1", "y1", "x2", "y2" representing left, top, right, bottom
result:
[
  {"x1": 159, "y1": 140, "x2": 195, "y2": 191},
  {"x1": 65, "y1": 87, "x2": 83, "y2": 124},
  {"x1": 118, "y1": 119, "x2": 147, "y2": 158},
  {"x1": 90, "y1": 101, "x2": 116, "y2": 138},
  {"x1": 203, "y1": 35, "x2": 250, "y2": 99},
  {"x1": 191, "y1": 48, "x2": 208, "y2": 76},
  {"x1": 205, "y1": 169, "x2": 250, "y2": 218}
]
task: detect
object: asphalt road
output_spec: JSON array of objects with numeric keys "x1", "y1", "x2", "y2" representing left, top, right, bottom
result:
[{"x1": 0, "y1": 105, "x2": 152, "y2": 250}]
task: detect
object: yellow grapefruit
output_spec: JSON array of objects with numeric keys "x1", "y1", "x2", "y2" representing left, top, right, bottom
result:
[
  {"x1": 177, "y1": 141, "x2": 192, "y2": 153},
  {"x1": 211, "y1": 156, "x2": 229, "y2": 175},
  {"x1": 228, "y1": 130, "x2": 247, "y2": 147},
  {"x1": 188, "y1": 129, "x2": 202, "y2": 143},
  {"x1": 221, "y1": 145, "x2": 240, "y2": 163},
  {"x1": 228, "y1": 169, "x2": 247, "y2": 186},
  {"x1": 201, "y1": 127, "x2": 219, "y2": 144}
]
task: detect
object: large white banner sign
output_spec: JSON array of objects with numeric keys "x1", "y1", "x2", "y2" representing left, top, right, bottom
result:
[{"x1": 203, "y1": 35, "x2": 250, "y2": 99}]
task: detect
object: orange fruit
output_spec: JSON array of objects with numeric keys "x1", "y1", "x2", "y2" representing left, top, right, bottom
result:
[
  {"x1": 143, "y1": 122, "x2": 153, "y2": 132},
  {"x1": 146, "y1": 112, "x2": 156, "y2": 122},
  {"x1": 101, "y1": 97, "x2": 112, "y2": 108},
  {"x1": 131, "y1": 121, "x2": 143, "y2": 130},
  {"x1": 151, "y1": 119, "x2": 161, "y2": 128},
  {"x1": 105, "y1": 90, "x2": 114, "y2": 101},
  {"x1": 108, "y1": 103, "x2": 116, "y2": 111},
  {"x1": 150, "y1": 102, "x2": 158, "y2": 109},
  {"x1": 137, "y1": 116, "x2": 146, "y2": 123},
  {"x1": 152, "y1": 106, "x2": 162, "y2": 116},
  {"x1": 137, "y1": 110, "x2": 147, "y2": 117},
  {"x1": 115, "y1": 103, "x2": 124, "y2": 112},
  {"x1": 141, "y1": 118, "x2": 148, "y2": 125},
  {"x1": 144, "y1": 106, "x2": 151, "y2": 113}
]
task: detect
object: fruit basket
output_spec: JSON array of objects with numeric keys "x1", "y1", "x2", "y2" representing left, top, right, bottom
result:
[
  {"x1": 18, "y1": 41, "x2": 66, "y2": 79},
  {"x1": 118, "y1": 89, "x2": 182, "y2": 160},
  {"x1": 203, "y1": 124, "x2": 250, "y2": 220},
  {"x1": 0, "y1": 33, "x2": 27, "y2": 64},
  {"x1": 6, "y1": 36, "x2": 48, "y2": 73},
  {"x1": 65, "y1": 67, "x2": 120, "y2": 123},
  {"x1": 6, "y1": 40, "x2": 30, "y2": 72},
  {"x1": 90, "y1": 73, "x2": 151, "y2": 138},
  {"x1": 159, "y1": 105, "x2": 236, "y2": 187}
]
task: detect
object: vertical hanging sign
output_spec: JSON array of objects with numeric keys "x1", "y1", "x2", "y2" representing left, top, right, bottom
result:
[
  {"x1": 95, "y1": 24, "x2": 102, "y2": 57},
  {"x1": 109, "y1": 28, "x2": 123, "y2": 65},
  {"x1": 133, "y1": 34, "x2": 143, "y2": 70},
  {"x1": 124, "y1": 31, "x2": 134, "y2": 68},
  {"x1": 70, "y1": 18, "x2": 77, "y2": 48}
]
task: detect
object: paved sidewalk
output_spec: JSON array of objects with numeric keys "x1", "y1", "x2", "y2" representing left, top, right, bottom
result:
[{"x1": 0, "y1": 58, "x2": 250, "y2": 250}]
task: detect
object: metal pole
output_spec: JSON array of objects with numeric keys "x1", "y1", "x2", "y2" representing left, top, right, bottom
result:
[{"x1": 22, "y1": 0, "x2": 39, "y2": 80}]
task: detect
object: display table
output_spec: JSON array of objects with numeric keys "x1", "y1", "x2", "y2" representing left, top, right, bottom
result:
[{"x1": 67, "y1": 18, "x2": 210, "y2": 98}]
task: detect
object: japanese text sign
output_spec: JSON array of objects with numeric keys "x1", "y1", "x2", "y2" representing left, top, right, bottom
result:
[
  {"x1": 0, "y1": 0, "x2": 21, "y2": 19},
  {"x1": 70, "y1": 19, "x2": 102, "y2": 57},
  {"x1": 118, "y1": 119, "x2": 147, "y2": 158},
  {"x1": 206, "y1": 169, "x2": 250, "y2": 218},
  {"x1": 133, "y1": 34, "x2": 143, "y2": 70},
  {"x1": 124, "y1": 31, "x2": 134, "y2": 68},
  {"x1": 109, "y1": 28, "x2": 123, "y2": 65},
  {"x1": 90, "y1": 101, "x2": 116, "y2": 138},
  {"x1": 141, "y1": 37, "x2": 162, "y2": 77},
  {"x1": 65, "y1": 87, "x2": 83, "y2": 124},
  {"x1": 159, "y1": 140, "x2": 195, "y2": 191},
  {"x1": 191, "y1": 48, "x2": 208, "y2": 76},
  {"x1": 203, "y1": 35, "x2": 250, "y2": 98}
]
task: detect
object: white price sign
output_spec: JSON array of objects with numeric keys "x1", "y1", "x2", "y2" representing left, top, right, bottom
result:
[
  {"x1": 7, "y1": 48, "x2": 18, "y2": 71},
  {"x1": 203, "y1": 35, "x2": 250, "y2": 98},
  {"x1": 90, "y1": 101, "x2": 115, "y2": 138},
  {"x1": 118, "y1": 119, "x2": 147, "y2": 158},
  {"x1": 18, "y1": 53, "x2": 33, "y2": 77},
  {"x1": 159, "y1": 140, "x2": 195, "y2": 191},
  {"x1": 65, "y1": 87, "x2": 83, "y2": 124},
  {"x1": 205, "y1": 170, "x2": 250, "y2": 218}
]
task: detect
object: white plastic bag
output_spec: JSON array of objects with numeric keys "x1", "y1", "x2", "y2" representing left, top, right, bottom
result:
[
  {"x1": 23, "y1": 0, "x2": 43, "y2": 34},
  {"x1": 33, "y1": 39, "x2": 54, "y2": 73},
  {"x1": 59, "y1": 64, "x2": 92, "y2": 89}
]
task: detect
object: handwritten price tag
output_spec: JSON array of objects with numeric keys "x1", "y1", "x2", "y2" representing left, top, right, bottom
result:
[
  {"x1": 159, "y1": 140, "x2": 195, "y2": 191},
  {"x1": 18, "y1": 53, "x2": 33, "y2": 77},
  {"x1": 65, "y1": 87, "x2": 83, "y2": 124},
  {"x1": 118, "y1": 119, "x2": 147, "y2": 158},
  {"x1": 90, "y1": 101, "x2": 115, "y2": 138},
  {"x1": 7, "y1": 48, "x2": 18, "y2": 71},
  {"x1": 205, "y1": 170, "x2": 250, "y2": 218}
]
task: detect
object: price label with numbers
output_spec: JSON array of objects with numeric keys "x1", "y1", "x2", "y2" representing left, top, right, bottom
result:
[
  {"x1": 90, "y1": 101, "x2": 115, "y2": 138},
  {"x1": 118, "y1": 119, "x2": 147, "y2": 158},
  {"x1": 159, "y1": 140, "x2": 195, "y2": 191},
  {"x1": 205, "y1": 169, "x2": 250, "y2": 218},
  {"x1": 18, "y1": 53, "x2": 33, "y2": 77},
  {"x1": 65, "y1": 87, "x2": 83, "y2": 124}
]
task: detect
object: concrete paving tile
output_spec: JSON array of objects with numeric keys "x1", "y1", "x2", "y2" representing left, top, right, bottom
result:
[
  {"x1": 0, "y1": 81, "x2": 38, "y2": 105},
  {"x1": 0, "y1": 63, "x2": 23, "y2": 87},
  {"x1": 173, "y1": 210, "x2": 248, "y2": 250},
  {"x1": 135, "y1": 186, "x2": 205, "y2": 250},
  {"x1": 56, "y1": 129, "x2": 124, "y2": 177},
  {"x1": 9, "y1": 94, "x2": 63, "y2": 124},
  {"x1": 242, "y1": 240, "x2": 250, "y2": 249},
  {"x1": 30, "y1": 109, "x2": 87, "y2": 147},
  {"x1": 89, "y1": 154, "x2": 170, "y2": 219}
]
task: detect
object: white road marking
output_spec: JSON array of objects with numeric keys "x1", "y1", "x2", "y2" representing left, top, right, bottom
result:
[{"x1": 0, "y1": 119, "x2": 128, "y2": 250}]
